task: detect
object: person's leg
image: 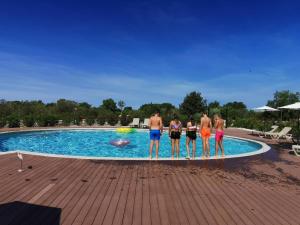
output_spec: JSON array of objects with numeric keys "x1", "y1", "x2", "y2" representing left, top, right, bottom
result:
[
  {"x1": 220, "y1": 139, "x2": 225, "y2": 157},
  {"x1": 186, "y1": 137, "x2": 190, "y2": 159},
  {"x1": 176, "y1": 139, "x2": 180, "y2": 159},
  {"x1": 206, "y1": 137, "x2": 210, "y2": 157},
  {"x1": 155, "y1": 140, "x2": 159, "y2": 159},
  {"x1": 192, "y1": 140, "x2": 196, "y2": 159},
  {"x1": 149, "y1": 140, "x2": 154, "y2": 159},
  {"x1": 215, "y1": 138, "x2": 219, "y2": 157},
  {"x1": 171, "y1": 139, "x2": 175, "y2": 160},
  {"x1": 202, "y1": 137, "x2": 206, "y2": 158}
]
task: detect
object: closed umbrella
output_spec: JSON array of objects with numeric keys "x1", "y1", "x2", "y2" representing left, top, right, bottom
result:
[
  {"x1": 253, "y1": 106, "x2": 279, "y2": 131},
  {"x1": 279, "y1": 102, "x2": 300, "y2": 144}
]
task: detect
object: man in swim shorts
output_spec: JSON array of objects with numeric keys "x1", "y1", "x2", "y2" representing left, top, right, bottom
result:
[
  {"x1": 199, "y1": 112, "x2": 212, "y2": 158},
  {"x1": 214, "y1": 114, "x2": 225, "y2": 157},
  {"x1": 149, "y1": 110, "x2": 163, "y2": 160}
]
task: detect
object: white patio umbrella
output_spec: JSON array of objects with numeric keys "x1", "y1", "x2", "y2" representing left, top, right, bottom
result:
[
  {"x1": 253, "y1": 106, "x2": 279, "y2": 131},
  {"x1": 279, "y1": 102, "x2": 300, "y2": 144},
  {"x1": 253, "y1": 106, "x2": 280, "y2": 112}
]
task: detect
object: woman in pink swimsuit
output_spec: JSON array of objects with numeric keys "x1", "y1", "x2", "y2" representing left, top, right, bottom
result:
[{"x1": 214, "y1": 115, "x2": 225, "y2": 157}]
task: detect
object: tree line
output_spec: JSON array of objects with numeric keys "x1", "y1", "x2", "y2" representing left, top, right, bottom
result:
[{"x1": 0, "y1": 90, "x2": 299, "y2": 132}]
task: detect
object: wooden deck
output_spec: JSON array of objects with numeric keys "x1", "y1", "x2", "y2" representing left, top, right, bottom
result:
[{"x1": 0, "y1": 128, "x2": 299, "y2": 225}]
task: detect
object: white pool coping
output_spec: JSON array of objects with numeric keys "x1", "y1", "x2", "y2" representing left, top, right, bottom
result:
[{"x1": 0, "y1": 128, "x2": 271, "y2": 161}]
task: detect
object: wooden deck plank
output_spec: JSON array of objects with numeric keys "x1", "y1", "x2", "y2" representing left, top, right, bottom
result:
[
  {"x1": 180, "y1": 168, "x2": 218, "y2": 225},
  {"x1": 101, "y1": 164, "x2": 130, "y2": 225},
  {"x1": 22, "y1": 160, "x2": 88, "y2": 225},
  {"x1": 204, "y1": 171, "x2": 256, "y2": 225},
  {"x1": 225, "y1": 172, "x2": 300, "y2": 225},
  {"x1": 91, "y1": 164, "x2": 125, "y2": 225},
  {"x1": 59, "y1": 163, "x2": 105, "y2": 225},
  {"x1": 164, "y1": 164, "x2": 190, "y2": 225},
  {"x1": 148, "y1": 163, "x2": 162, "y2": 225},
  {"x1": 170, "y1": 165, "x2": 202, "y2": 225},
  {"x1": 158, "y1": 166, "x2": 181, "y2": 225},
  {"x1": 80, "y1": 163, "x2": 119, "y2": 225},
  {"x1": 153, "y1": 163, "x2": 170, "y2": 225},
  {"x1": 112, "y1": 164, "x2": 135, "y2": 225},
  {"x1": 131, "y1": 163, "x2": 143, "y2": 225},
  {"x1": 0, "y1": 157, "x2": 64, "y2": 202},
  {"x1": 199, "y1": 174, "x2": 239, "y2": 224},
  {"x1": 175, "y1": 166, "x2": 211, "y2": 225},
  {"x1": 71, "y1": 163, "x2": 114, "y2": 225},
  {"x1": 141, "y1": 163, "x2": 151, "y2": 225}
]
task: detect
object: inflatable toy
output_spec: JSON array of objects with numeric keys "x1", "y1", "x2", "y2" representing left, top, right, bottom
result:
[
  {"x1": 116, "y1": 128, "x2": 136, "y2": 133},
  {"x1": 109, "y1": 139, "x2": 130, "y2": 147}
]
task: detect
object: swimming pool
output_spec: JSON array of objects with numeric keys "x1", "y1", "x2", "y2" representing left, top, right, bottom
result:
[{"x1": 0, "y1": 129, "x2": 270, "y2": 160}]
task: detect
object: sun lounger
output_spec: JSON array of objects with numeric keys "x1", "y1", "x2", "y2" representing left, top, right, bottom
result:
[
  {"x1": 141, "y1": 118, "x2": 149, "y2": 128},
  {"x1": 264, "y1": 127, "x2": 292, "y2": 140},
  {"x1": 252, "y1": 125, "x2": 278, "y2": 136},
  {"x1": 290, "y1": 145, "x2": 300, "y2": 156},
  {"x1": 129, "y1": 118, "x2": 140, "y2": 128}
]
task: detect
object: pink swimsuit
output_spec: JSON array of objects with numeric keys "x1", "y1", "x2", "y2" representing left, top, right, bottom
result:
[{"x1": 215, "y1": 130, "x2": 224, "y2": 142}]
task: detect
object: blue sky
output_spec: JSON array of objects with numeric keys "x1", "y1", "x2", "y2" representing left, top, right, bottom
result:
[{"x1": 0, "y1": 0, "x2": 299, "y2": 108}]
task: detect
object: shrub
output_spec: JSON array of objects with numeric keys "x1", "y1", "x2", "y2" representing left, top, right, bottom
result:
[
  {"x1": 62, "y1": 118, "x2": 72, "y2": 126},
  {"x1": 37, "y1": 115, "x2": 58, "y2": 127},
  {"x1": 120, "y1": 114, "x2": 130, "y2": 126},
  {"x1": 7, "y1": 115, "x2": 20, "y2": 128},
  {"x1": 23, "y1": 115, "x2": 35, "y2": 127},
  {"x1": 107, "y1": 113, "x2": 118, "y2": 126},
  {"x1": 291, "y1": 124, "x2": 300, "y2": 144},
  {"x1": 0, "y1": 119, "x2": 6, "y2": 128},
  {"x1": 97, "y1": 114, "x2": 106, "y2": 125},
  {"x1": 86, "y1": 118, "x2": 95, "y2": 126}
]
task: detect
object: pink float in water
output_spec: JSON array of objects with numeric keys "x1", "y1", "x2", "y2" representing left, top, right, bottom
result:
[{"x1": 109, "y1": 139, "x2": 130, "y2": 147}]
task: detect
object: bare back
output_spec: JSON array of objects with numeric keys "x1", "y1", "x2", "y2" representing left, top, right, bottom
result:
[
  {"x1": 215, "y1": 118, "x2": 224, "y2": 131},
  {"x1": 149, "y1": 115, "x2": 162, "y2": 130},
  {"x1": 200, "y1": 116, "x2": 211, "y2": 129}
]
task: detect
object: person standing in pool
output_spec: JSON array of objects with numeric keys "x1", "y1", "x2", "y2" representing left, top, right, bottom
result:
[
  {"x1": 186, "y1": 116, "x2": 197, "y2": 159},
  {"x1": 148, "y1": 111, "x2": 163, "y2": 160},
  {"x1": 169, "y1": 115, "x2": 182, "y2": 159},
  {"x1": 214, "y1": 114, "x2": 225, "y2": 157},
  {"x1": 199, "y1": 112, "x2": 212, "y2": 158}
]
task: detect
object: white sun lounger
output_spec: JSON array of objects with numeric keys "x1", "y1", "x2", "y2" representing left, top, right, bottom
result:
[
  {"x1": 141, "y1": 118, "x2": 150, "y2": 128},
  {"x1": 129, "y1": 118, "x2": 140, "y2": 128},
  {"x1": 264, "y1": 127, "x2": 292, "y2": 140},
  {"x1": 252, "y1": 125, "x2": 278, "y2": 136},
  {"x1": 289, "y1": 145, "x2": 300, "y2": 156}
]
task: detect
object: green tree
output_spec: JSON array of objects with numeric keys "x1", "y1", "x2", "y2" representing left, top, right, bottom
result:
[
  {"x1": 222, "y1": 101, "x2": 247, "y2": 126},
  {"x1": 101, "y1": 98, "x2": 118, "y2": 112},
  {"x1": 208, "y1": 101, "x2": 221, "y2": 117},
  {"x1": 56, "y1": 99, "x2": 77, "y2": 113},
  {"x1": 179, "y1": 91, "x2": 207, "y2": 116},
  {"x1": 117, "y1": 100, "x2": 125, "y2": 112},
  {"x1": 267, "y1": 90, "x2": 300, "y2": 108}
]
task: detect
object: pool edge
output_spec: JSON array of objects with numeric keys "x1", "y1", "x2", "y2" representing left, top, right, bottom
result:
[{"x1": 0, "y1": 128, "x2": 271, "y2": 161}]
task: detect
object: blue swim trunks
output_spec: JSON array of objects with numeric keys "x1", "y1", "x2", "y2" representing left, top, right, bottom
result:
[{"x1": 150, "y1": 129, "x2": 161, "y2": 141}]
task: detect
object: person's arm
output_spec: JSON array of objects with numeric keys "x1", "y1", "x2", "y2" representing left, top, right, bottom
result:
[
  {"x1": 168, "y1": 121, "x2": 172, "y2": 137},
  {"x1": 214, "y1": 119, "x2": 218, "y2": 129},
  {"x1": 148, "y1": 118, "x2": 152, "y2": 131},
  {"x1": 160, "y1": 118, "x2": 163, "y2": 134},
  {"x1": 199, "y1": 119, "x2": 203, "y2": 136},
  {"x1": 210, "y1": 120, "x2": 213, "y2": 132},
  {"x1": 179, "y1": 122, "x2": 182, "y2": 134}
]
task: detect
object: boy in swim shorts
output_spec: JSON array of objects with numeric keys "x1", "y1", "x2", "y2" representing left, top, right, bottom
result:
[
  {"x1": 149, "y1": 111, "x2": 163, "y2": 160},
  {"x1": 199, "y1": 112, "x2": 212, "y2": 158},
  {"x1": 214, "y1": 114, "x2": 225, "y2": 157}
]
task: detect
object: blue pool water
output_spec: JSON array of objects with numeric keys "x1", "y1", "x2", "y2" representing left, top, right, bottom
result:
[{"x1": 0, "y1": 129, "x2": 262, "y2": 158}]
